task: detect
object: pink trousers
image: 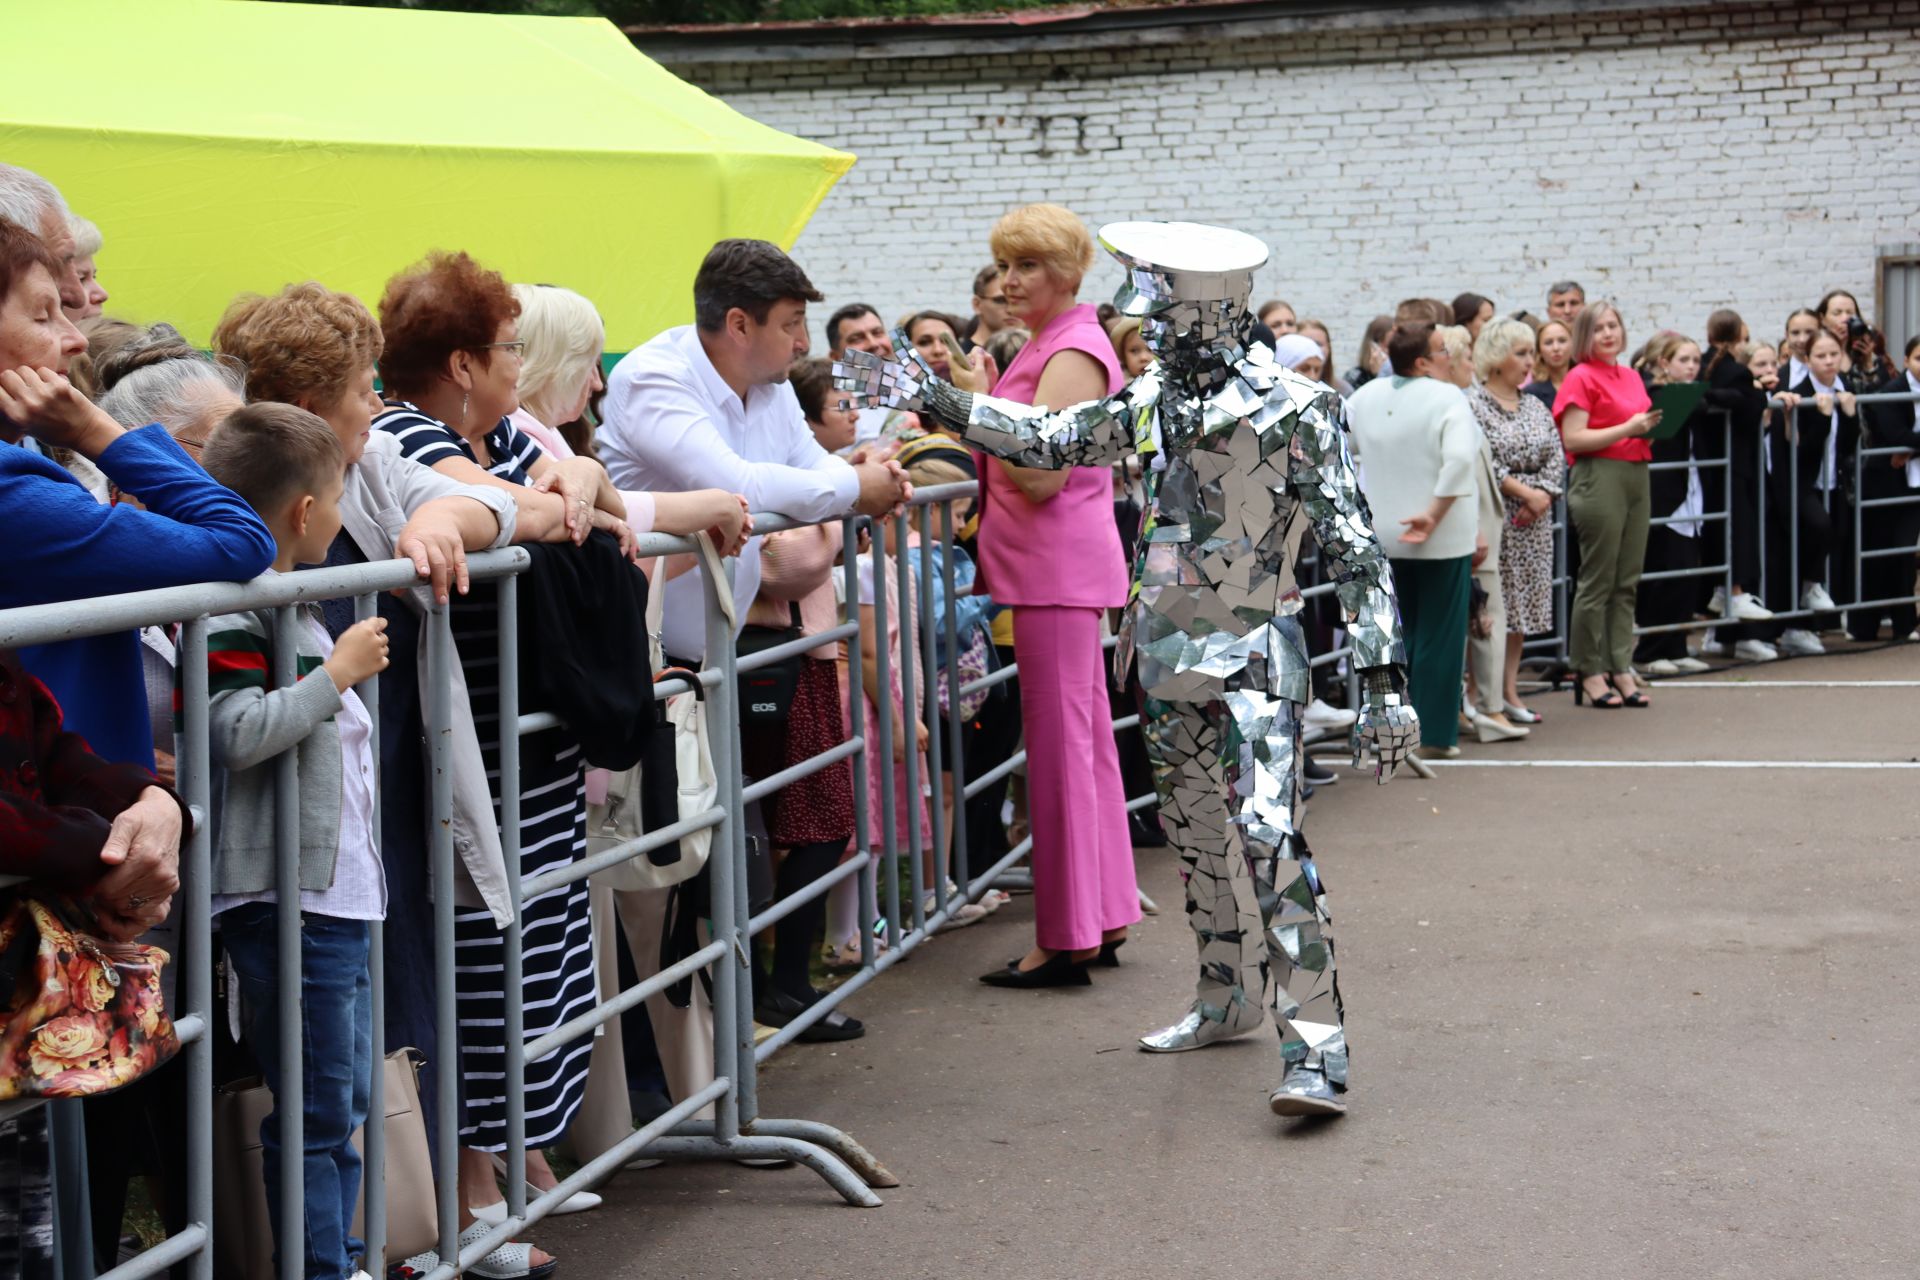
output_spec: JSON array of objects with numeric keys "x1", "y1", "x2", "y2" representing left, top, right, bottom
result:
[{"x1": 1013, "y1": 606, "x2": 1141, "y2": 951}]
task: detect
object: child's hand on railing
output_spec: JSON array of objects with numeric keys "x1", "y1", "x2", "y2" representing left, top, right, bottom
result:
[{"x1": 325, "y1": 617, "x2": 390, "y2": 692}]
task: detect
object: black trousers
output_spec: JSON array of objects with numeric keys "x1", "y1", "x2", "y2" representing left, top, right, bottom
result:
[{"x1": 1634, "y1": 524, "x2": 1701, "y2": 661}]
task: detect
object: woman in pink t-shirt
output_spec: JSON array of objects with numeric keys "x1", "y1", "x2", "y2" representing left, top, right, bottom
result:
[
  {"x1": 1553, "y1": 301, "x2": 1663, "y2": 708},
  {"x1": 951, "y1": 203, "x2": 1139, "y2": 988}
]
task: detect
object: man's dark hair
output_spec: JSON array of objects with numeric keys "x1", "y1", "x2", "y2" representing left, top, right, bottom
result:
[
  {"x1": 825, "y1": 302, "x2": 880, "y2": 353},
  {"x1": 202, "y1": 401, "x2": 344, "y2": 519},
  {"x1": 1386, "y1": 322, "x2": 1436, "y2": 377},
  {"x1": 972, "y1": 264, "x2": 1002, "y2": 299},
  {"x1": 693, "y1": 239, "x2": 822, "y2": 332}
]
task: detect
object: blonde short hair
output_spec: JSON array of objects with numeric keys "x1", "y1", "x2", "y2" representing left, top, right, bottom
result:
[
  {"x1": 1473, "y1": 317, "x2": 1536, "y2": 382},
  {"x1": 512, "y1": 283, "x2": 605, "y2": 428},
  {"x1": 1571, "y1": 300, "x2": 1625, "y2": 364},
  {"x1": 1436, "y1": 324, "x2": 1474, "y2": 365},
  {"x1": 68, "y1": 214, "x2": 102, "y2": 258},
  {"x1": 989, "y1": 203, "x2": 1096, "y2": 294}
]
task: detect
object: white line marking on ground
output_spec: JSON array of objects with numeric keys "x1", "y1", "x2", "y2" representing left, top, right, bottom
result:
[
  {"x1": 1421, "y1": 759, "x2": 1920, "y2": 769},
  {"x1": 1652, "y1": 680, "x2": 1920, "y2": 688}
]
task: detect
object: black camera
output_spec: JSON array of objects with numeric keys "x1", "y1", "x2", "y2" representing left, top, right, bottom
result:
[{"x1": 1846, "y1": 315, "x2": 1870, "y2": 342}]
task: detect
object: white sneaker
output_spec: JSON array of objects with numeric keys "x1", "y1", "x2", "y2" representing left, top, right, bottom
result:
[
  {"x1": 1801, "y1": 583, "x2": 1837, "y2": 612},
  {"x1": 1728, "y1": 592, "x2": 1773, "y2": 622},
  {"x1": 1734, "y1": 639, "x2": 1779, "y2": 662},
  {"x1": 1696, "y1": 629, "x2": 1728, "y2": 658},
  {"x1": 1643, "y1": 658, "x2": 1680, "y2": 677},
  {"x1": 1303, "y1": 697, "x2": 1358, "y2": 733},
  {"x1": 1707, "y1": 586, "x2": 1728, "y2": 617},
  {"x1": 1672, "y1": 656, "x2": 1712, "y2": 674},
  {"x1": 1778, "y1": 628, "x2": 1825, "y2": 656}
]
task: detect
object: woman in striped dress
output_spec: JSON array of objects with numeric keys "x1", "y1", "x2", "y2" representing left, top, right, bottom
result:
[{"x1": 375, "y1": 251, "x2": 634, "y2": 1270}]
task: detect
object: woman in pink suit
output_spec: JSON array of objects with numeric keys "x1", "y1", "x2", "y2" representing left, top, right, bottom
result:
[{"x1": 956, "y1": 204, "x2": 1140, "y2": 988}]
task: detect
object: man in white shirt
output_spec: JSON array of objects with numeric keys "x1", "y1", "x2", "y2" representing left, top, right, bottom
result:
[
  {"x1": 598, "y1": 239, "x2": 911, "y2": 662},
  {"x1": 825, "y1": 302, "x2": 897, "y2": 451}
]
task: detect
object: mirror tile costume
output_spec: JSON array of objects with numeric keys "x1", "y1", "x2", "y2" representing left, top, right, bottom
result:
[{"x1": 837, "y1": 222, "x2": 1418, "y2": 1117}]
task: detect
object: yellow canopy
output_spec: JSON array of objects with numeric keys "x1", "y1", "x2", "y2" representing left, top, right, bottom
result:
[{"x1": 0, "y1": 0, "x2": 854, "y2": 352}]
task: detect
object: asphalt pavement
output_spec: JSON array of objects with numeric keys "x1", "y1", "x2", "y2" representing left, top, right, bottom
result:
[{"x1": 542, "y1": 642, "x2": 1920, "y2": 1280}]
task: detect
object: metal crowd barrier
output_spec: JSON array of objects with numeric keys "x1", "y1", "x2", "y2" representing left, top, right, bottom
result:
[
  {"x1": 1498, "y1": 389, "x2": 1920, "y2": 666},
  {"x1": 0, "y1": 479, "x2": 1183, "y2": 1280}
]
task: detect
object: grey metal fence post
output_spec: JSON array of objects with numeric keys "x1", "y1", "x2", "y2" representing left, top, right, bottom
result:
[
  {"x1": 178, "y1": 616, "x2": 215, "y2": 1280},
  {"x1": 868, "y1": 529, "x2": 899, "y2": 948},
  {"x1": 894, "y1": 513, "x2": 926, "y2": 934},
  {"x1": 425, "y1": 604, "x2": 460, "y2": 1264},
  {"x1": 937, "y1": 503, "x2": 968, "y2": 892},
  {"x1": 918, "y1": 522, "x2": 946, "y2": 923},
  {"x1": 271, "y1": 605, "x2": 304, "y2": 1280},
  {"x1": 703, "y1": 555, "x2": 749, "y2": 1138},
  {"x1": 497, "y1": 573, "x2": 528, "y2": 1225},
  {"x1": 1554, "y1": 498, "x2": 1570, "y2": 670},
  {"x1": 843, "y1": 517, "x2": 876, "y2": 970},
  {"x1": 1723, "y1": 411, "x2": 1737, "y2": 614},
  {"x1": 354, "y1": 593, "x2": 388, "y2": 1273},
  {"x1": 1854, "y1": 426, "x2": 1865, "y2": 612}
]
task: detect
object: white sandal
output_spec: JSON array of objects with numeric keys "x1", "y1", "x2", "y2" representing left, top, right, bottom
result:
[
  {"x1": 389, "y1": 1222, "x2": 557, "y2": 1280},
  {"x1": 481, "y1": 1154, "x2": 601, "y2": 1217}
]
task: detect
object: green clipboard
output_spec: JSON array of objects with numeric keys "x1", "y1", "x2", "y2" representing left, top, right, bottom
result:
[{"x1": 1646, "y1": 381, "x2": 1707, "y2": 439}]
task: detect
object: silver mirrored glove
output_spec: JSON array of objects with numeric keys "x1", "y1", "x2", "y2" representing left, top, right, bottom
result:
[
  {"x1": 1350, "y1": 667, "x2": 1418, "y2": 782},
  {"x1": 831, "y1": 347, "x2": 923, "y2": 413}
]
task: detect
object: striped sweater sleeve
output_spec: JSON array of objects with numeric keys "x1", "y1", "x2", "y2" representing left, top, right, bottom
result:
[{"x1": 190, "y1": 610, "x2": 341, "y2": 773}]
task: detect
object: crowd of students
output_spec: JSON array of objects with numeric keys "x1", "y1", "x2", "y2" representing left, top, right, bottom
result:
[{"x1": 1, "y1": 159, "x2": 1915, "y2": 1280}]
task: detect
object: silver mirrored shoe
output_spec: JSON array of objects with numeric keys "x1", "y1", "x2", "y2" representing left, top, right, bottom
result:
[
  {"x1": 1267, "y1": 1063, "x2": 1346, "y2": 1117},
  {"x1": 1138, "y1": 1001, "x2": 1265, "y2": 1053}
]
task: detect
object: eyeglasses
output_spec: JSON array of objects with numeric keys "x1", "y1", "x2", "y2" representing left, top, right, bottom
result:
[{"x1": 483, "y1": 340, "x2": 526, "y2": 355}]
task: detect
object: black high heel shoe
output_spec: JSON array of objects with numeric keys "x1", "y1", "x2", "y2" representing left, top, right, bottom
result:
[
  {"x1": 1610, "y1": 675, "x2": 1651, "y2": 708},
  {"x1": 979, "y1": 950, "x2": 1092, "y2": 988},
  {"x1": 1573, "y1": 674, "x2": 1622, "y2": 709},
  {"x1": 1095, "y1": 937, "x2": 1126, "y2": 968}
]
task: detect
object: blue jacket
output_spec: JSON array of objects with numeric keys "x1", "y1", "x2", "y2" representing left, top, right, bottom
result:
[{"x1": 1, "y1": 426, "x2": 275, "y2": 768}]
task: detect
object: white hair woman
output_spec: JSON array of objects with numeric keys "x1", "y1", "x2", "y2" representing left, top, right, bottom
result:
[
  {"x1": 1468, "y1": 318, "x2": 1564, "y2": 721},
  {"x1": 1555, "y1": 301, "x2": 1661, "y2": 708},
  {"x1": 65, "y1": 213, "x2": 108, "y2": 321},
  {"x1": 509, "y1": 282, "x2": 747, "y2": 545}
]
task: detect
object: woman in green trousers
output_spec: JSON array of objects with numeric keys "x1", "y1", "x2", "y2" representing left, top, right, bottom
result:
[{"x1": 1552, "y1": 302, "x2": 1662, "y2": 707}]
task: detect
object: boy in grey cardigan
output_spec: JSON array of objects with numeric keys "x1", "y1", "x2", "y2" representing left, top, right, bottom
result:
[{"x1": 199, "y1": 404, "x2": 388, "y2": 1280}]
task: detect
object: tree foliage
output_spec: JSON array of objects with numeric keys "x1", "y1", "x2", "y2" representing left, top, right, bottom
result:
[{"x1": 289, "y1": 0, "x2": 1091, "y2": 27}]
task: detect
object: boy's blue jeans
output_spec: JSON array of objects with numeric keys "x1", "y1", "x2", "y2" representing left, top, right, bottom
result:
[{"x1": 223, "y1": 907, "x2": 372, "y2": 1280}]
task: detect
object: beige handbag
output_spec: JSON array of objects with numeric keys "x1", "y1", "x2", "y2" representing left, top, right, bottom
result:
[
  {"x1": 589, "y1": 535, "x2": 732, "y2": 893},
  {"x1": 213, "y1": 1048, "x2": 437, "y2": 1279}
]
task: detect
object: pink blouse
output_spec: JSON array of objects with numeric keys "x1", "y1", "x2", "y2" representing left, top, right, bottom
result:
[{"x1": 975, "y1": 304, "x2": 1129, "y2": 609}]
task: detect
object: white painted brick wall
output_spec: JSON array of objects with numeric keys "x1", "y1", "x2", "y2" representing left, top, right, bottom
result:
[{"x1": 664, "y1": 1, "x2": 1920, "y2": 363}]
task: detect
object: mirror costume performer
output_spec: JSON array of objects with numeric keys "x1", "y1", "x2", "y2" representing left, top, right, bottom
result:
[{"x1": 837, "y1": 221, "x2": 1417, "y2": 1118}]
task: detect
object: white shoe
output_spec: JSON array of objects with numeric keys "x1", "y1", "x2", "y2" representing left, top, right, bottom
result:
[
  {"x1": 1707, "y1": 586, "x2": 1728, "y2": 617},
  {"x1": 1468, "y1": 710, "x2": 1530, "y2": 742},
  {"x1": 1777, "y1": 628, "x2": 1825, "y2": 656},
  {"x1": 1303, "y1": 697, "x2": 1358, "y2": 733},
  {"x1": 1643, "y1": 658, "x2": 1680, "y2": 677},
  {"x1": 1696, "y1": 635, "x2": 1727, "y2": 657},
  {"x1": 1733, "y1": 639, "x2": 1779, "y2": 662},
  {"x1": 1671, "y1": 656, "x2": 1712, "y2": 674},
  {"x1": 1801, "y1": 583, "x2": 1837, "y2": 612},
  {"x1": 1728, "y1": 593, "x2": 1773, "y2": 621}
]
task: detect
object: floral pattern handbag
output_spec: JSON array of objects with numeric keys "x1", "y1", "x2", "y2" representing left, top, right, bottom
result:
[{"x1": 0, "y1": 895, "x2": 179, "y2": 1100}]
